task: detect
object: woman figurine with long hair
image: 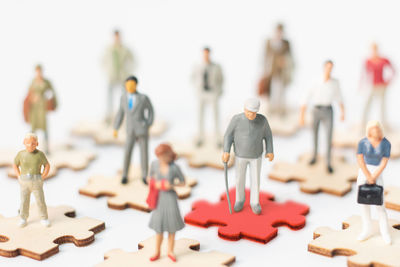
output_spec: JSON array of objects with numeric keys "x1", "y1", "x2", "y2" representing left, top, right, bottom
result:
[
  {"x1": 357, "y1": 120, "x2": 391, "y2": 244},
  {"x1": 148, "y1": 143, "x2": 185, "y2": 262}
]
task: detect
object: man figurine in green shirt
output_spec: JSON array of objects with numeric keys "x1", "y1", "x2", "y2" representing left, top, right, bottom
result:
[{"x1": 13, "y1": 133, "x2": 51, "y2": 227}]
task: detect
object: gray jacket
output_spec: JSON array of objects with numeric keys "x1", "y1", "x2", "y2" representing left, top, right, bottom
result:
[
  {"x1": 114, "y1": 91, "x2": 154, "y2": 136},
  {"x1": 192, "y1": 62, "x2": 223, "y2": 96},
  {"x1": 223, "y1": 113, "x2": 273, "y2": 158}
]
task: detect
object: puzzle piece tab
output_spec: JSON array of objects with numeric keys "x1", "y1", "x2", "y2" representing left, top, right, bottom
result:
[
  {"x1": 96, "y1": 236, "x2": 235, "y2": 267},
  {"x1": 268, "y1": 154, "x2": 358, "y2": 196},
  {"x1": 71, "y1": 119, "x2": 167, "y2": 145},
  {"x1": 172, "y1": 137, "x2": 234, "y2": 170},
  {"x1": 308, "y1": 215, "x2": 400, "y2": 267},
  {"x1": 0, "y1": 205, "x2": 105, "y2": 260},
  {"x1": 0, "y1": 146, "x2": 96, "y2": 179},
  {"x1": 184, "y1": 188, "x2": 309, "y2": 243},
  {"x1": 79, "y1": 165, "x2": 197, "y2": 212}
]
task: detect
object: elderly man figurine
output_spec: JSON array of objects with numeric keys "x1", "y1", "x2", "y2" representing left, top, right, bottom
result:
[
  {"x1": 13, "y1": 133, "x2": 51, "y2": 227},
  {"x1": 191, "y1": 47, "x2": 224, "y2": 147},
  {"x1": 113, "y1": 76, "x2": 154, "y2": 185},
  {"x1": 222, "y1": 98, "x2": 274, "y2": 215}
]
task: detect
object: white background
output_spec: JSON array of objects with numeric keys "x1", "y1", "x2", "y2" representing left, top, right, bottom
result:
[{"x1": 0, "y1": 0, "x2": 400, "y2": 266}]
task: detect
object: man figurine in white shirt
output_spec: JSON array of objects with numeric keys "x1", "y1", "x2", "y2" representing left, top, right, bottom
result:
[
  {"x1": 191, "y1": 47, "x2": 224, "y2": 147},
  {"x1": 299, "y1": 60, "x2": 345, "y2": 173}
]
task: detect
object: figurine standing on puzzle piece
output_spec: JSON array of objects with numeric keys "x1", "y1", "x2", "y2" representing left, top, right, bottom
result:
[
  {"x1": 103, "y1": 30, "x2": 134, "y2": 124},
  {"x1": 23, "y1": 65, "x2": 57, "y2": 154},
  {"x1": 222, "y1": 98, "x2": 274, "y2": 215},
  {"x1": 299, "y1": 60, "x2": 345, "y2": 173},
  {"x1": 258, "y1": 23, "x2": 294, "y2": 116},
  {"x1": 12, "y1": 133, "x2": 51, "y2": 228},
  {"x1": 356, "y1": 121, "x2": 391, "y2": 244},
  {"x1": 191, "y1": 47, "x2": 224, "y2": 147},
  {"x1": 113, "y1": 76, "x2": 154, "y2": 185},
  {"x1": 148, "y1": 144, "x2": 185, "y2": 262},
  {"x1": 360, "y1": 43, "x2": 395, "y2": 130}
]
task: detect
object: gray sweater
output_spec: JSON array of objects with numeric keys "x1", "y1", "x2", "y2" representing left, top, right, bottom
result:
[{"x1": 223, "y1": 113, "x2": 273, "y2": 158}]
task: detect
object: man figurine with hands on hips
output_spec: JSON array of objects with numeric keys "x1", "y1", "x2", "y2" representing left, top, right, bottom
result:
[
  {"x1": 222, "y1": 98, "x2": 274, "y2": 215},
  {"x1": 13, "y1": 133, "x2": 51, "y2": 228}
]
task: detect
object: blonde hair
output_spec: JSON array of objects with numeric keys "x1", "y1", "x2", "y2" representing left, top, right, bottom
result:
[
  {"x1": 24, "y1": 132, "x2": 38, "y2": 141},
  {"x1": 366, "y1": 120, "x2": 383, "y2": 138}
]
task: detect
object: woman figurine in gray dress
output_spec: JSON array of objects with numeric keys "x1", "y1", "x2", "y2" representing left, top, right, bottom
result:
[
  {"x1": 357, "y1": 120, "x2": 391, "y2": 244},
  {"x1": 148, "y1": 143, "x2": 185, "y2": 262}
]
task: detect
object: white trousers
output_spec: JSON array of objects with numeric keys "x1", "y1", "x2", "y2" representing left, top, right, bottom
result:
[
  {"x1": 235, "y1": 156, "x2": 262, "y2": 205},
  {"x1": 361, "y1": 85, "x2": 387, "y2": 129},
  {"x1": 268, "y1": 77, "x2": 286, "y2": 115},
  {"x1": 198, "y1": 92, "x2": 220, "y2": 141},
  {"x1": 357, "y1": 164, "x2": 390, "y2": 237}
]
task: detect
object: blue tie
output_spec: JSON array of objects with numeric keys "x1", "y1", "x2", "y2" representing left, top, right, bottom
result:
[{"x1": 128, "y1": 97, "x2": 133, "y2": 110}]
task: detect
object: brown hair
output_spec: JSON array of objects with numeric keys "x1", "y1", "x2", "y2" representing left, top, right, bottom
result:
[{"x1": 155, "y1": 143, "x2": 177, "y2": 163}]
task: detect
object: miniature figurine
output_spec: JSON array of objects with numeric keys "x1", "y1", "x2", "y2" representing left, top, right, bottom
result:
[
  {"x1": 12, "y1": 133, "x2": 50, "y2": 227},
  {"x1": 103, "y1": 30, "x2": 134, "y2": 123},
  {"x1": 148, "y1": 143, "x2": 185, "y2": 262},
  {"x1": 360, "y1": 42, "x2": 395, "y2": 130},
  {"x1": 23, "y1": 64, "x2": 57, "y2": 154},
  {"x1": 356, "y1": 121, "x2": 391, "y2": 244},
  {"x1": 222, "y1": 98, "x2": 274, "y2": 215},
  {"x1": 258, "y1": 23, "x2": 294, "y2": 116},
  {"x1": 299, "y1": 60, "x2": 345, "y2": 173},
  {"x1": 113, "y1": 76, "x2": 154, "y2": 185},
  {"x1": 191, "y1": 47, "x2": 223, "y2": 147}
]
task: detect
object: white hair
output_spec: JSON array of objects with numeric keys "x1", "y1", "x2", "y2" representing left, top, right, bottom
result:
[
  {"x1": 366, "y1": 120, "x2": 383, "y2": 138},
  {"x1": 24, "y1": 132, "x2": 38, "y2": 141}
]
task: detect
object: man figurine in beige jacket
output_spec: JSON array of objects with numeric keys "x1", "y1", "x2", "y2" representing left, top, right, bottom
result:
[{"x1": 13, "y1": 133, "x2": 51, "y2": 227}]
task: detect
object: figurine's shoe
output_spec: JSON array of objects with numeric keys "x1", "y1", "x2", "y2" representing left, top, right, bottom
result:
[
  {"x1": 142, "y1": 176, "x2": 148, "y2": 185},
  {"x1": 121, "y1": 177, "x2": 128, "y2": 184},
  {"x1": 150, "y1": 254, "x2": 160, "y2": 261},
  {"x1": 18, "y1": 219, "x2": 27, "y2": 228},
  {"x1": 41, "y1": 219, "x2": 51, "y2": 227},
  {"x1": 251, "y1": 204, "x2": 262, "y2": 215},
  {"x1": 234, "y1": 201, "x2": 245, "y2": 212},
  {"x1": 309, "y1": 158, "x2": 317, "y2": 165},
  {"x1": 358, "y1": 228, "x2": 373, "y2": 241},
  {"x1": 382, "y1": 232, "x2": 392, "y2": 245},
  {"x1": 168, "y1": 254, "x2": 177, "y2": 262},
  {"x1": 327, "y1": 165, "x2": 334, "y2": 173}
]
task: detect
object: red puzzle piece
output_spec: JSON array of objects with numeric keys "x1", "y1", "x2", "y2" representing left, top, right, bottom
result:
[{"x1": 184, "y1": 189, "x2": 309, "y2": 244}]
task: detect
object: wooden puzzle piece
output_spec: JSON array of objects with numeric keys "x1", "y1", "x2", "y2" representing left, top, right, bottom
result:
[
  {"x1": 0, "y1": 205, "x2": 105, "y2": 261},
  {"x1": 71, "y1": 119, "x2": 167, "y2": 145},
  {"x1": 171, "y1": 137, "x2": 234, "y2": 170},
  {"x1": 308, "y1": 215, "x2": 400, "y2": 267},
  {"x1": 184, "y1": 188, "x2": 309, "y2": 244},
  {"x1": 79, "y1": 165, "x2": 197, "y2": 212},
  {"x1": 96, "y1": 236, "x2": 235, "y2": 267},
  {"x1": 268, "y1": 153, "x2": 358, "y2": 196},
  {"x1": 385, "y1": 186, "x2": 400, "y2": 211},
  {"x1": 333, "y1": 125, "x2": 400, "y2": 158},
  {"x1": 0, "y1": 146, "x2": 96, "y2": 179}
]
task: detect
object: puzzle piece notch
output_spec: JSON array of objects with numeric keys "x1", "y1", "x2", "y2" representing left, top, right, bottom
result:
[
  {"x1": 96, "y1": 236, "x2": 235, "y2": 267},
  {"x1": 172, "y1": 137, "x2": 234, "y2": 170},
  {"x1": 80, "y1": 165, "x2": 197, "y2": 212},
  {"x1": 185, "y1": 188, "x2": 309, "y2": 244},
  {"x1": 269, "y1": 153, "x2": 358, "y2": 196},
  {"x1": 308, "y1": 215, "x2": 400, "y2": 267},
  {"x1": 0, "y1": 205, "x2": 105, "y2": 261}
]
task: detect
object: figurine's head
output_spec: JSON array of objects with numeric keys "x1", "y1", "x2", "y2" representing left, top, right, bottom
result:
[
  {"x1": 203, "y1": 47, "x2": 211, "y2": 63},
  {"x1": 323, "y1": 60, "x2": 334, "y2": 76},
  {"x1": 366, "y1": 120, "x2": 383, "y2": 140},
  {"x1": 23, "y1": 133, "x2": 39, "y2": 153},
  {"x1": 371, "y1": 42, "x2": 379, "y2": 57},
  {"x1": 114, "y1": 29, "x2": 121, "y2": 44},
  {"x1": 155, "y1": 143, "x2": 177, "y2": 164},
  {"x1": 125, "y1": 76, "x2": 138, "y2": 94},
  {"x1": 244, "y1": 98, "x2": 260, "y2": 121},
  {"x1": 275, "y1": 23, "x2": 284, "y2": 39},
  {"x1": 35, "y1": 64, "x2": 43, "y2": 78}
]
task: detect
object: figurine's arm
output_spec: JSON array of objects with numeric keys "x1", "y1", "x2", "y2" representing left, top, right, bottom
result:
[
  {"x1": 144, "y1": 97, "x2": 154, "y2": 127},
  {"x1": 113, "y1": 95, "x2": 125, "y2": 137},
  {"x1": 41, "y1": 163, "x2": 50, "y2": 179},
  {"x1": 263, "y1": 119, "x2": 274, "y2": 161},
  {"x1": 215, "y1": 65, "x2": 224, "y2": 95},
  {"x1": 299, "y1": 85, "x2": 312, "y2": 126},
  {"x1": 386, "y1": 60, "x2": 395, "y2": 85},
  {"x1": 222, "y1": 117, "x2": 236, "y2": 162},
  {"x1": 356, "y1": 154, "x2": 374, "y2": 184},
  {"x1": 371, "y1": 157, "x2": 389, "y2": 182},
  {"x1": 173, "y1": 164, "x2": 186, "y2": 186},
  {"x1": 13, "y1": 164, "x2": 20, "y2": 177},
  {"x1": 335, "y1": 81, "x2": 345, "y2": 121}
]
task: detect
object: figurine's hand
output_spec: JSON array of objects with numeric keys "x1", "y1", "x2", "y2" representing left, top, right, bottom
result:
[
  {"x1": 163, "y1": 181, "x2": 172, "y2": 191},
  {"x1": 340, "y1": 112, "x2": 345, "y2": 121},
  {"x1": 113, "y1": 130, "x2": 118, "y2": 138},
  {"x1": 222, "y1": 152, "x2": 230, "y2": 163},
  {"x1": 41, "y1": 173, "x2": 47, "y2": 180},
  {"x1": 265, "y1": 153, "x2": 274, "y2": 161},
  {"x1": 366, "y1": 173, "x2": 375, "y2": 184}
]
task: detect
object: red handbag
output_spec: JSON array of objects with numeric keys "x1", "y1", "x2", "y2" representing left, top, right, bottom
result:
[{"x1": 147, "y1": 179, "x2": 167, "y2": 210}]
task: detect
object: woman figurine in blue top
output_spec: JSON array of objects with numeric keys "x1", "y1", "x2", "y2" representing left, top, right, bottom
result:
[{"x1": 356, "y1": 120, "x2": 391, "y2": 244}]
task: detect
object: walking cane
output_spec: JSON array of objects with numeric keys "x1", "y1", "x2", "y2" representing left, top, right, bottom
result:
[{"x1": 224, "y1": 162, "x2": 233, "y2": 214}]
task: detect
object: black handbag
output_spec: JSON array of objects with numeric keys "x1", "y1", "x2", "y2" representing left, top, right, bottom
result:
[{"x1": 357, "y1": 184, "x2": 384, "y2": 205}]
